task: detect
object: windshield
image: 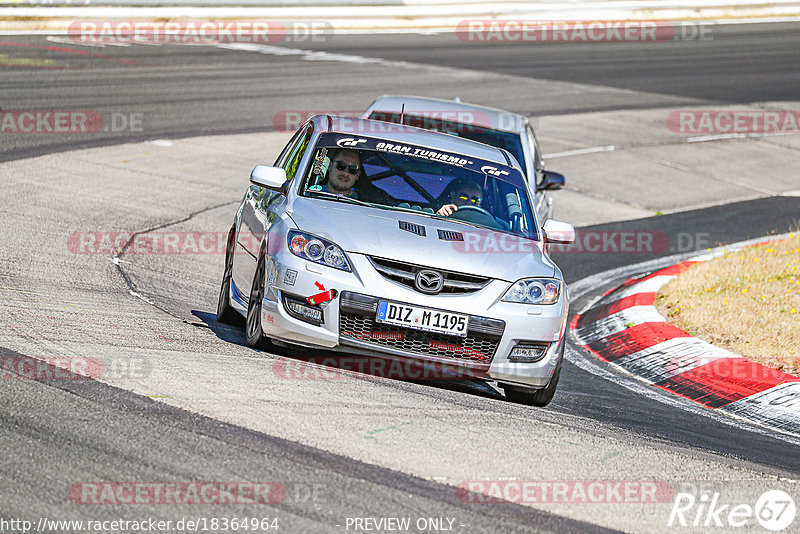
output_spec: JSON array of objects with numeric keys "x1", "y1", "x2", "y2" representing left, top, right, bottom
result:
[
  {"x1": 299, "y1": 133, "x2": 538, "y2": 240},
  {"x1": 368, "y1": 111, "x2": 527, "y2": 175}
]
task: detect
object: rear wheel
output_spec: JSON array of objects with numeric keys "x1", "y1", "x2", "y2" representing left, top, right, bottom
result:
[
  {"x1": 217, "y1": 227, "x2": 243, "y2": 325},
  {"x1": 245, "y1": 252, "x2": 270, "y2": 349}
]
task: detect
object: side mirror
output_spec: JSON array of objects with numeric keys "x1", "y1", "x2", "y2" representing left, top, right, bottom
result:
[
  {"x1": 540, "y1": 170, "x2": 565, "y2": 191},
  {"x1": 543, "y1": 219, "x2": 575, "y2": 244},
  {"x1": 250, "y1": 165, "x2": 287, "y2": 192}
]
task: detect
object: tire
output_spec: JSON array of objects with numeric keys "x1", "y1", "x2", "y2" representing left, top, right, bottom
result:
[
  {"x1": 245, "y1": 251, "x2": 270, "y2": 349},
  {"x1": 502, "y1": 340, "x2": 565, "y2": 407},
  {"x1": 270, "y1": 338, "x2": 309, "y2": 358},
  {"x1": 216, "y1": 227, "x2": 243, "y2": 325},
  {"x1": 503, "y1": 366, "x2": 561, "y2": 407}
]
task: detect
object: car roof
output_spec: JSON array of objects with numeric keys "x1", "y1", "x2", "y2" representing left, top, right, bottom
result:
[
  {"x1": 363, "y1": 95, "x2": 528, "y2": 134},
  {"x1": 316, "y1": 114, "x2": 522, "y2": 170}
]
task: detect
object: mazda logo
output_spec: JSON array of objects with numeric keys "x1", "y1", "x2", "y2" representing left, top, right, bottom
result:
[{"x1": 415, "y1": 269, "x2": 444, "y2": 294}]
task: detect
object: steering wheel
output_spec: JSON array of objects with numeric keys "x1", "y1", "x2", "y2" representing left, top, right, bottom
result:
[
  {"x1": 451, "y1": 204, "x2": 503, "y2": 230},
  {"x1": 456, "y1": 204, "x2": 494, "y2": 218}
]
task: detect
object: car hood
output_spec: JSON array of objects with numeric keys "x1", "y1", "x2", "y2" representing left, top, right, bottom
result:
[{"x1": 287, "y1": 197, "x2": 556, "y2": 282}]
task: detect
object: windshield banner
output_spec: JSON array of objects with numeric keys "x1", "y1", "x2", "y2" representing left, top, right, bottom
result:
[{"x1": 318, "y1": 132, "x2": 521, "y2": 183}]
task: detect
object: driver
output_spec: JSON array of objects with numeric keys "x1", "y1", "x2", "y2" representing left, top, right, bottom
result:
[
  {"x1": 323, "y1": 149, "x2": 362, "y2": 198},
  {"x1": 436, "y1": 178, "x2": 483, "y2": 217}
]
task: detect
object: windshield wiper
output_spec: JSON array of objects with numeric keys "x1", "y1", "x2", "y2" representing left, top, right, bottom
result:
[{"x1": 307, "y1": 190, "x2": 374, "y2": 208}]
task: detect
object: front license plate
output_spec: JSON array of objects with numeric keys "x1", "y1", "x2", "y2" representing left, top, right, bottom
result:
[{"x1": 376, "y1": 301, "x2": 468, "y2": 337}]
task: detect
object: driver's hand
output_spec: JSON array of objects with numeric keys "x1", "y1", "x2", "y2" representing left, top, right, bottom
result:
[{"x1": 436, "y1": 204, "x2": 457, "y2": 216}]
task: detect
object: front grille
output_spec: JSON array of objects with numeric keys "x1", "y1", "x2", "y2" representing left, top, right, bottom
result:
[
  {"x1": 368, "y1": 256, "x2": 490, "y2": 294},
  {"x1": 338, "y1": 292, "x2": 504, "y2": 366}
]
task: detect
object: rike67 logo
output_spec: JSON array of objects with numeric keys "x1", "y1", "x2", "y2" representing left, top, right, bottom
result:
[{"x1": 668, "y1": 488, "x2": 796, "y2": 531}]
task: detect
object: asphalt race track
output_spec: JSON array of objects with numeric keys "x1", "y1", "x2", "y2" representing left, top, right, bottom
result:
[
  {"x1": 5, "y1": 22, "x2": 800, "y2": 162},
  {"x1": 1, "y1": 22, "x2": 799, "y2": 533}
]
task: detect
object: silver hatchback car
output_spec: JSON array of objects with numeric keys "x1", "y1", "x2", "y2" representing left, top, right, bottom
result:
[
  {"x1": 362, "y1": 95, "x2": 566, "y2": 222},
  {"x1": 217, "y1": 115, "x2": 575, "y2": 406}
]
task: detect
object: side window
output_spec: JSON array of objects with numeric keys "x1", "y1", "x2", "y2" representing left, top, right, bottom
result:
[
  {"x1": 255, "y1": 125, "x2": 312, "y2": 205},
  {"x1": 527, "y1": 127, "x2": 544, "y2": 173},
  {"x1": 274, "y1": 128, "x2": 304, "y2": 167},
  {"x1": 282, "y1": 125, "x2": 313, "y2": 182}
]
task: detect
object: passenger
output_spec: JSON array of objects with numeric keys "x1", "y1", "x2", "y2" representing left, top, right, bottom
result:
[
  {"x1": 323, "y1": 149, "x2": 362, "y2": 198},
  {"x1": 436, "y1": 178, "x2": 484, "y2": 217}
]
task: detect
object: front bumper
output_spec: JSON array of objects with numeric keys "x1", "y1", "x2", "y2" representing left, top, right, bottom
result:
[{"x1": 237, "y1": 250, "x2": 568, "y2": 388}]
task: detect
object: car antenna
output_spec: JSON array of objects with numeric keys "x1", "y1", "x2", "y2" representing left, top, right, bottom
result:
[{"x1": 400, "y1": 103, "x2": 405, "y2": 125}]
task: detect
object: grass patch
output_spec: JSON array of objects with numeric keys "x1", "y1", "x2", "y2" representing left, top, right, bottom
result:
[{"x1": 656, "y1": 233, "x2": 800, "y2": 376}]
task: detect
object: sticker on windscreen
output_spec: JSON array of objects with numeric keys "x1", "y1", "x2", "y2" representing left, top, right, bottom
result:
[
  {"x1": 312, "y1": 147, "x2": 328, "y2": 175},
  {"x1": 317, "y1": 133, "x2": 521, "y2": 184},
  {"x1": 375, "y1": 142, "x2": 472, "y2": 168}
]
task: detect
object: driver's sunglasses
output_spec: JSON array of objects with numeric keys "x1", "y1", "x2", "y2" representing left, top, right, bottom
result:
[
  {"x1": 458, "y1": 194, "x2": 482, "y2": 205},
  {"x1": 332, "y1": 160, "x2": 360, "y2": 175}
]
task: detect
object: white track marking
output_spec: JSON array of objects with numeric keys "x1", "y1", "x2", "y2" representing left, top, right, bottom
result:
[
  {"x1": 688, "y1": 131, "x2": 800, "y2": 142},
  {"x1": 45, "y1": 35, "x2": 131, "y2": 47},
  {"x1": 544, "y1": 145, "x2": 615, "y2": 159},
  {"x1": 215, "y1": 42, "x2": 479, "y2": 76}
]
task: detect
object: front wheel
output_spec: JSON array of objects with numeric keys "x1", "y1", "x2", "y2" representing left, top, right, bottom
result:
[
  {"x1": 217, "y1": 227, "x2": 243, "y2": 325},
  {"x1": 502, "y1": 340, "x2": 564, "y2": 407},
  {"x1": 245, "y1": 252, "x2": 270, "y2": 349},
  {"x1": 503, "y1": 366, "x2": 561, "y2": 407}
]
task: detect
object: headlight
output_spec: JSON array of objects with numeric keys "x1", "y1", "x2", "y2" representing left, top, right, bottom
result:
[
  {"x1": 502, "y1": 278, "x2": 560, "y2": 305},
  {"x1": 288, "y1": 231, "x2": 351, "y2": 272}
]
